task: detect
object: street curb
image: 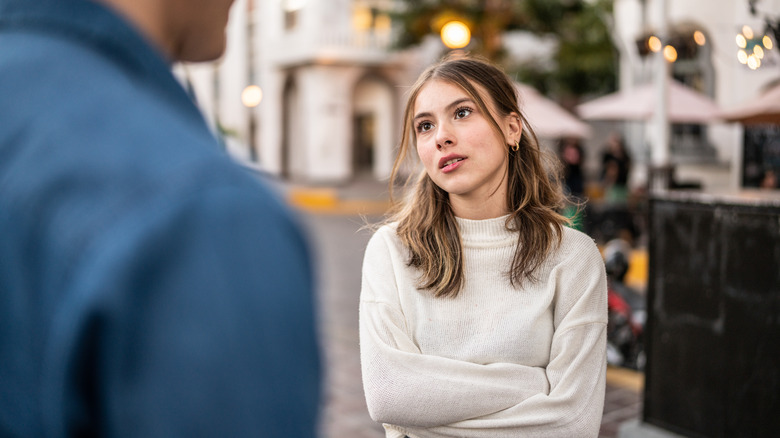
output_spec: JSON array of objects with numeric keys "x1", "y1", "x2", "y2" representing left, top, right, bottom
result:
[
  {"x1": 287, "y1": 187, "x2": 393, "y2": 216},
  {"x1": 606, "y1": 366, "x2": 644, "y2": 393}
]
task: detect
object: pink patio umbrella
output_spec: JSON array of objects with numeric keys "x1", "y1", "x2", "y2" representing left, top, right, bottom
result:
[
  {"x1": 515, "y1": 83, "x2": 591, "y2": 139},
  {"x1": 575, "y1": 80, "x2": 721, "y2": 124},
  {"x1": 719, "y1": 81, "x2": 780, "y2": 125}
]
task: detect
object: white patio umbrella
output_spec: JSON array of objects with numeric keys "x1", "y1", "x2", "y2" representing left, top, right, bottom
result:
[
  {"x1": 576, "y1": 80, "x2": 721, "y2": 124},
  {"x1": 515, "y1": 82, "x2": 591, "y2": 139},
  {"x1": 719, "y1": 81, "x2": 780, "y2": 125}
]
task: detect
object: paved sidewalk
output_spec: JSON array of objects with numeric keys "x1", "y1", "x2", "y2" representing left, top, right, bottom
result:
[
  {"x1": 294, "y1": 178, "x2": 644, "y2": 438},
  {"x1": 601, "y1": 368, "x2": 644, "y2": 437}
]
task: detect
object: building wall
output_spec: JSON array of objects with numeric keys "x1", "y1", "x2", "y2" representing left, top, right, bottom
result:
[
  {"x1": 173, "y1": 0, "x2": 254, "y2": 161},
  {"x1": 258, "y1": 0, "x2": 410, "y2": 183},
  {"x1": 613, "y1": 0, "x2": 780, "y2": 190},
  {"x1": 179, "y1": 0, "x2": 779, "y2": 188}
]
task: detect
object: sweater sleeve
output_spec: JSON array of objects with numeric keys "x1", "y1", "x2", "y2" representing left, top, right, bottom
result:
[
  {"x1": 359, "y1": 228, "x2": 551, "y2": 429},
  {"x1": 403, "y1": 233, "x2": 608, "y2": 438}
]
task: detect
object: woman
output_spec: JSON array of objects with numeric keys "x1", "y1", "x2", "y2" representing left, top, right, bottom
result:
[{"x1": 359, "y1": 55, "x2": 607, "y2": 438}]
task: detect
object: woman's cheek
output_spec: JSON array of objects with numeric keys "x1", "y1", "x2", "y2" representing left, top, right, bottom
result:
[{"x1": 417, "y1": 141, "x2": 436, "y2": 171}]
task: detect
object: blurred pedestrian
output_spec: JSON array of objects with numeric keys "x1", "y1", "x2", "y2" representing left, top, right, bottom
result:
[
  {"x1": 558, "y1": 137, "x2": 586, "y2": 230},
  {"x1": 558, "y1": 137, "x2": 586, "y2": 199},
  {"x1": 600, "y1": 132, "x2": 632, "y2": 204},
  {"x1": 760, "y1": 168, "x2": 778, "y2": 189},
  {"x1": 359, "y1": 55, "x2": 607, "y2": 438},
  {"x1": 0, "y1": 0, "x2": 320, "y2": 436}
]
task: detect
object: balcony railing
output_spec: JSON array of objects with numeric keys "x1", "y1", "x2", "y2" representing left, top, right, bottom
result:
[{"x1": 268, "y1": 28, "x2": 398, "y2": 66}]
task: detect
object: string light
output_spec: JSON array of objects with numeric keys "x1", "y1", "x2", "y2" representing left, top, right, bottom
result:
[
  {"x1": 693, "y1": 30, "x2": 706, "y2": 46},
  {"x1": 648, "y1": 35, "x2": 662, "y2": 52},
  {"x1": 663, "y1": 45, "x2": 678, "y2": 62},
  {"x1": 735, "y1": 25, "x2": 775, "y2": 70},
  {"x1": 738, "y1": 49, "x2": 749, "y2": 64},
  {"x1": 764, "y1": 35, "x2": 774, "y2": 50},
  {"x1": 747, "y1": 54, "x2": 761, "y2": 70}
]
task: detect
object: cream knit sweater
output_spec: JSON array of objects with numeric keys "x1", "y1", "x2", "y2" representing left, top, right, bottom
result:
[{"x1": 359, "y1": 215, "x2": 608, "y2": 438}]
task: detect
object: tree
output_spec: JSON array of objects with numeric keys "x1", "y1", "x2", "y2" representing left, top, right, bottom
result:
[{"x1": 390, "y1": 0, "x2": 617, "y2": 100}]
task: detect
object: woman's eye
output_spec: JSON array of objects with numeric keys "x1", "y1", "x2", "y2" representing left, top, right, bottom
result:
[
  {"x1": 417, "y1": 121, "x2": 433, "y2": 132},
  {"x1": 455, "y1": 107, "x2": 472, "y2": 119}
]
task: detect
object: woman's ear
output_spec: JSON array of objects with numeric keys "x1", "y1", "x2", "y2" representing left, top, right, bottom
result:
[{"x1": 505, "y1": 112, "x2": 523, "y2": 144}]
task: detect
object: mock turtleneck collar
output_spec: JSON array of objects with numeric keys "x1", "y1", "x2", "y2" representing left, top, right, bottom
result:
[{"x1": 455, "y1": 214, "x2": 517, "y2": 247}]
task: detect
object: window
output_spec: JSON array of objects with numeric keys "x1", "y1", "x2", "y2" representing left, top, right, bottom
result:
[{"x1": 668, "y1": 23, "x2": 717, "y2": 162}]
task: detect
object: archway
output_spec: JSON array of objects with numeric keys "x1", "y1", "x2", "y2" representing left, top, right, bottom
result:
[
  {"x1": 281, "y1": 74, "x2": 303, "y2": 179},
  {"x1": 352, "y1": 74, "x2": 395, "y2": 180}
]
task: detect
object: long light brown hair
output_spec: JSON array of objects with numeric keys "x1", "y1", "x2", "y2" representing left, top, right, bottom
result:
[{"x1": 387, "y1": 55, "x2": 570, "y2": 298}]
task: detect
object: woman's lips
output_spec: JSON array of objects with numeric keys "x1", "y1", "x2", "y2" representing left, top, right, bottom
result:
[{"x1": 440, "y1": 157, "x2": 466, "y2": 173}]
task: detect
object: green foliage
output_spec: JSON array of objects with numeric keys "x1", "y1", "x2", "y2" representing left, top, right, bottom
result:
[
  {"x1": 390, "y1": 0, "x2": 617, "y2": 99},
  {"x1": 391, "y1": 0, "x2": 527, "y2": 59},
  {"x1": 557, "y1": 0, "x2": 617, "y2": 95}
]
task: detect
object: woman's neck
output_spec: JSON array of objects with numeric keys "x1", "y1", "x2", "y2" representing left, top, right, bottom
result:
[{"x1": 449, "y1": 191, "x2": 508, "y2": 220}]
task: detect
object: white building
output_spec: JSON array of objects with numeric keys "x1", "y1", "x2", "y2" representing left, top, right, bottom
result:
[
  {"x1": 610, "y1": 0, "x2": 780, "y2": 190},
  {"x1": 178, "y1": 0, "x2": 780, "y2": 190},
  {"x1": 179, "y1": 0, "x2": 430, "y2": 184}
]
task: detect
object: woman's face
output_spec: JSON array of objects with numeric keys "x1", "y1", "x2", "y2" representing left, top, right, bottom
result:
[{"x1": 413, "y1": 79, "x2": 519, "y2": 216}]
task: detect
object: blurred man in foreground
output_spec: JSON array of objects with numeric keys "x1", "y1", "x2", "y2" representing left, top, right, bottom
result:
[{"x1": 0, "y1": 0, "x2": 321, "y2": 436}]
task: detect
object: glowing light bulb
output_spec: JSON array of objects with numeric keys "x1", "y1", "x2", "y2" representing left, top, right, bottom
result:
[
  {"x1": 282, "y1": 0, "x2": 307, "y2": 12},
  {"x1": 440, "y1": 21, "x2": 471, "y2": 49},
  {"x1": 743, "y1": 25, "x2": 754, "y2": 39},
  {"x1": 242, "y1": 85, "x2": 263, "y2": 108},
  {"x1": 736, "y1": 34, "x2": 747, "y2": 48},
  {"x1": 763, "y1": 35, "x2": 774, "y2": 50},
  {"x1": 352, "y1": 5, "x2": 372, "y2": 30},
  {"x1": 375, "y1": 14, "x2": 392, "y2": 33},
  {"x1": 754, "y1": 45, "x2": 765, "y2": 59},
  {"x1": 663, "y1": 45, "x2": 678, "y2": 62},
  {"x1": 693, "y1": 30, "x2": 706, "y2": 46},
  {"x1": 747, "y1": 54, "x2": 760, "y2": 70},
  {"x1": 648, "y1": 35, "x2": 662, "y2": 52},
  {"x1": 738, "y1": 49, "x2": 748, "y2": 64}
]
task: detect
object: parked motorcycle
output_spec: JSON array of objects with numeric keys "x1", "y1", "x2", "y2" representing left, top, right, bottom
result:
[{"x1": 603, "y1": 239, "x2": 646, "y2": 371}]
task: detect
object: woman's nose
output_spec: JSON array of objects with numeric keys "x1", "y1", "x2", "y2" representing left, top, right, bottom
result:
[{"x1": 435, "y1": 124, "x2": 455, "y2": 150}]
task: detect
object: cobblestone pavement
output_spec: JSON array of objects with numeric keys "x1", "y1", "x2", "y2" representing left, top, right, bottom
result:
[
  {"x1": 303, "y1": 213, "x2": 386, "y2": 437},
  {"x1": 300, "y1": 209, "x2": 642, "y2": 438}
]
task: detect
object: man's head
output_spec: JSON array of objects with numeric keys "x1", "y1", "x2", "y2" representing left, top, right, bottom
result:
[{"x1": 98, "y1": 0, "x2": 235, "y2": 62}]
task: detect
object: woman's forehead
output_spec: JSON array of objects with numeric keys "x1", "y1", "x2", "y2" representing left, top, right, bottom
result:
[
  {"x1": 415, "y1": 81, "x2": 467, "y2": 105},
  {"x1": 413, "y1": 79, "x2": 491, "y2": 112}
]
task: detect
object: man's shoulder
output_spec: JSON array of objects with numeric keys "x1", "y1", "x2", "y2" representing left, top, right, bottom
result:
[{"x1": 0, "y1": 22, "x2": 205, "y2": 140}]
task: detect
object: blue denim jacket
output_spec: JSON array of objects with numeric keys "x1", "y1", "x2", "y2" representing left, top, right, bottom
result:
[{"x1": 0, "y1": 1, "x2": 321, "y2": 436}]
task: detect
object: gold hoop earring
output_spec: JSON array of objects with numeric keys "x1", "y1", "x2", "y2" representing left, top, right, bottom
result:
[{"x1": 511, "y1": 140, "x2": 520, "y2": 152}]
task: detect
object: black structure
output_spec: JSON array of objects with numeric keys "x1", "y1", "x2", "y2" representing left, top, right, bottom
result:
[
  {"x1": 644, "y1": 190, "x2": 780, "y2": 437},
  {"x1": 742, "y1": 125, "x2": 780, "y2": 188}
]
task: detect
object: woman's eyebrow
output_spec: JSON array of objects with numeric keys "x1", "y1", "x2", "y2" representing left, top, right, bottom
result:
[{"x1": 413, "y1": 98, "x2": 474, "y2": 121}]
